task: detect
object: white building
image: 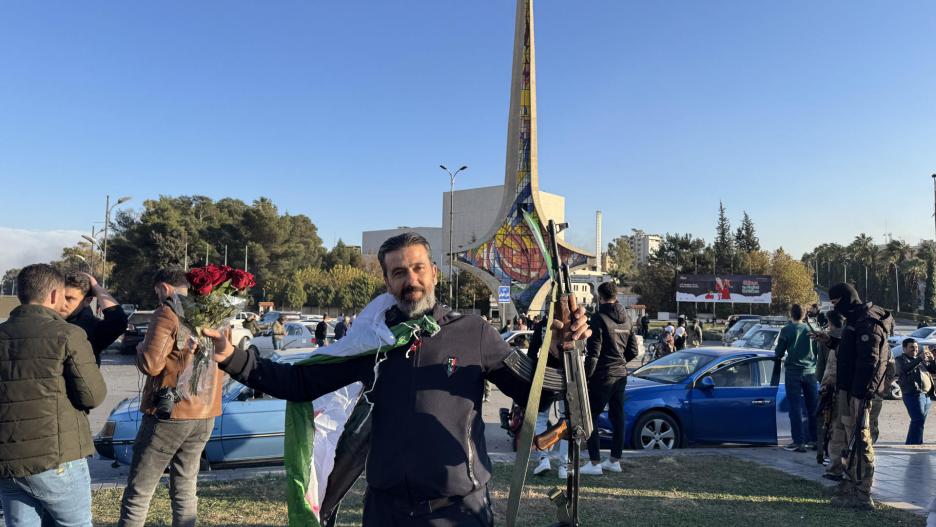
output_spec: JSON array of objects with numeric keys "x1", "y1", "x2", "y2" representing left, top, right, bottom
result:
[{"x1": 627, "y1": 232, "x2": 662, "y2": 265}]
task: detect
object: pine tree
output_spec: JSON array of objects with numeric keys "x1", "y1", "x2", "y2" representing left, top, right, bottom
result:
[
  {"x1": 713, "y1": 201, "x2": 734, "y2": 273},
  {"x1": 734, "y1": 211, "x2": 761, "y2": 253}
]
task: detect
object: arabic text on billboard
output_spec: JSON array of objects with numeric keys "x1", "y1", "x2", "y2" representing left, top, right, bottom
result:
[{"x1": 675, "y1": 274, "x2": 772, "y2": 304}]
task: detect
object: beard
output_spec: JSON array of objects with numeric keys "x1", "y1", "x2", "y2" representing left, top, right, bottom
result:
[{"x1": 394, "y1": 285, "x2": 437, "y2": 319}]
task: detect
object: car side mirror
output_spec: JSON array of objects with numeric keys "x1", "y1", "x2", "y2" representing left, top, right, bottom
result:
[
  {"x1": 237, "y1": 388, "x2": 254, "y2": 401},
  {"x1": 697, "y1": 377, "x2": 716, "y2": 390}
]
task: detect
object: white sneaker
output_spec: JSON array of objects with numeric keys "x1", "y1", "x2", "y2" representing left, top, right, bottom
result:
[
  {"x1": 579, "y1": 462, "x2": 603, "y2": 475},
  {"x1": 533, "y1": 457, "x2": 551, "y2": 475},
  {"x1": 557, "y1": 466, "x2": 568, "y2": 479},
  {"x1": 600, "y1": 459, "x2": 622, "y2": 473}
]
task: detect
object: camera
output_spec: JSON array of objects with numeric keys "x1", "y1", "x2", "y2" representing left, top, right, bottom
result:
[{"x1": 153, "y1": 387, "x2": 180, "y2": 420}]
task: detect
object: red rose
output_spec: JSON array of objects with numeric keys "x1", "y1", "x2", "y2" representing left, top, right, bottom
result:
[
  {"x1": 229, "y1": 269, "x2": 256, "y2": 291},
  {"x1": 204, "y1": 264, "x2": 229, "y2": 287},
  {"x1": 186, "y1": 267, "x2": 215, "y2": 296}
]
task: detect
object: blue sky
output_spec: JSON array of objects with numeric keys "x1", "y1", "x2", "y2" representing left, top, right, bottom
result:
[{"x1": 2, "y1": 1, "x2": 936, "y2": 272}]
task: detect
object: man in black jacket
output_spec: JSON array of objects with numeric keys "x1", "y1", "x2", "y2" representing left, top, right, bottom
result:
[
  {"x1": 580, "y1": 282, "x2": 639, "y2": 475},
  {"x1": 208, "y1": 232, "x2": 590, "y2": 526},
  {"x1": 815, "y1": 283, "x2": 893, "y2": 510},
  {"x1": 57, "y1": 271, "x2": 128, "y2": 365}
]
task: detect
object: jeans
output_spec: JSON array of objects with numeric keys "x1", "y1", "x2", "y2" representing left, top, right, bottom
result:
[
  {"x1": 118, "y1": 414, "x2": 214, "y2": 527},
  {"x1": 587, "y1": 376, "x2": 627, "y2": 462},
  {"x1": 902, "y1": 392, "x2": 932, "y2": 445},
  {"x1": 785, "y1": 371, "x2": 819, "y2": 445},
  {"x1": 272, "y1": 337, "x2": 283, "y2": 350},
  {"x1": 0, "y1": 458, "x2": 92, "y2": 527}
]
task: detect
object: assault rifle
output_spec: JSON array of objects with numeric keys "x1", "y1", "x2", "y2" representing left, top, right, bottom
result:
[{"x1": 504, "y1": 217, "x2": 593, "y2": 527}]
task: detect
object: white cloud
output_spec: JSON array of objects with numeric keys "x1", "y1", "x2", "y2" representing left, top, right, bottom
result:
[{"x1": 0, "y1": 227, "x2": 86, "y2": 274}]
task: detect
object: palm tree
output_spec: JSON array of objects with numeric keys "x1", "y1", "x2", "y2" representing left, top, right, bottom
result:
[{"x1": 901, "y1": 258, "x2": 927, "y2": 312}]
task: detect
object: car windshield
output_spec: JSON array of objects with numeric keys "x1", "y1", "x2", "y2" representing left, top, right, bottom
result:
[
  {"x1": 910, "y1": 327, "x2": 934, "y2": 338},
  {"x1": 633, "y1": 352, "x2": 717, "y2": 384},
  {"x1": 727, "y1": 320, "x2": 755, "y2": 338},
  {"x1": 745, "y1": 330, "x2": 778, "y2": 350}
]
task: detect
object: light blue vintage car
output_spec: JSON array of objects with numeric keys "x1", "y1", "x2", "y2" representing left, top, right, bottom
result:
[{"x1": 94, "y1": 352, "x2": 313, "y2": 467}]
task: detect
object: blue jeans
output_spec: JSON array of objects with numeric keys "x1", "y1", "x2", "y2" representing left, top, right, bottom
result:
[
  {"x1": 0, "y1": 458, "x2": 92, "y2": 527},
  {"x1": 785, "y1": 371, "x2": 819, "y2": 445},
  {"x1": 902, "y1": 392, "x2": 932, "y2": 445},
  {"x1": 272, "y1": 337, "x2": 283, "y2": 350}
]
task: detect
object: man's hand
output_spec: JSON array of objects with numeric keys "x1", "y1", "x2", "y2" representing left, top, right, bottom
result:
[
  {"x1": 811, "y1": 332, "x2": 830, "y2": 345},
  {"x1": 549, "y1": 297, "x2": 592, "y2": 342},
  {"x1": 83, "y1": 272, "x2": 120, "y2": 310},
  {"x1": 203, "y1": 327, "x2": 235, "y2": 364},
  {"x1": 82, "y1": 272, "x2": 100, "y2": 291}
]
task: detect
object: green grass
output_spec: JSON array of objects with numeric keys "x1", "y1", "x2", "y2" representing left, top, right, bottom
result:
[{"x1": 91, "y1": 456, "x2": 925, "y2": 526}]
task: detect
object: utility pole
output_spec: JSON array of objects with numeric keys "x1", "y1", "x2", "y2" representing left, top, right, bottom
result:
[
  {"x1": 224, "y1": 245, "x2": 228, "y2": 266},
  {"x1": 205, "y1": 242, "x2": 209, "y2": 265},
  {"x1": 895, "y1": 263, "x2": 901, "y2": 312},
  {"x1": 932, "y1": 174, "x2": 936, "y2": 241},
  {"x1": 244, "y1": 243, "x2": 249, "y2": 271},
  {"x1": 101, "y1": 195, "x2": 131, "y2": 288}
]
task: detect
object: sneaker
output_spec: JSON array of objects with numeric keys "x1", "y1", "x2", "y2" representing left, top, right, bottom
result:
[
  {"x1": 805, "y1": 442, "x2": 817, "y2": 451},
  {"x1": 822, "y1": 472, "x2": 844, "y2": 482},
  {"x1": 794, "y1": 444, "x2": 808, "y2": 453},
  {"x1": 558, "y1": 466, "x2": 568, "y2": 480},
  {"x1": 822, "y1": 457, "x2": 831, "y2": 466},
  {"x1": 782, "y1": 442, "x2": 801, "y2": 451},
  {"x1": 600, "y1": 459, "x2": 623, "y2": 473},
  {"x1": 579, "y1": 462, "x2": 603, "y2": 475},
  {"x1": 533, "y1": 457, "x2": 551, "y2": 475}
]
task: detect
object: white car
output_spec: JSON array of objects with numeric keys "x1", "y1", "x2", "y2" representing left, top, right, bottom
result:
[
  {"x1": 732, "y1": 324, "x2": 782, "y2": 351},
  {"x1": 249, "y1": 322, "x2": 318, "y2": 357},
  {"x1": 501, "y1": 330, "x2": 533, "y2": 354},
  {"x1": 888, "y1": 326, "x2": 936, "y2": 348}
]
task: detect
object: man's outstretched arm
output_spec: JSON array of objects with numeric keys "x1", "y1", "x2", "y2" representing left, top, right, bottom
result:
[{"x1": 210, "y1": 329, "x2": 373, "y2": 402}]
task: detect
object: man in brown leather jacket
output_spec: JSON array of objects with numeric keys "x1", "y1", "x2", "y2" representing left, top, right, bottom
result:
[{"x1": 118, "y1": 269, "x2": 225, "y2": 527}]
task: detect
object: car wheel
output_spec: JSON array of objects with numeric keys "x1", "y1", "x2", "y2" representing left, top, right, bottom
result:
[{"x1": 632, "y1": 411, "x2": 680, "y2": 450}]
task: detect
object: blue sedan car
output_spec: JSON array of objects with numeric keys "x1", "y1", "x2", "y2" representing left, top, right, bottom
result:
[
  {"x1": 95, "y1": 352, "x2": 313, "y2": 466},
  {"x1": 594, "y1": 347, "x2": 790, "y2": 449}
]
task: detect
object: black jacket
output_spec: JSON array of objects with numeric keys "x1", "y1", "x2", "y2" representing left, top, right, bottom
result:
[
  {"x1": 0, "y1": 305, "x2": 107, "y2": 477},
  {"x1": 315, "y1": 320, "x2": 327, "y2": 341},
  {"x1": 833, "y1": 303, "x2": 894, "y2": 400},
  {"x1": 585, "y1": 302, "x2": 638, "y2": 381},
  {"x1": 68, "y1": 305, "x2": 128, "y2": 365},
  {"x1": 220, "y1": 303, "x2": 529, "y2": 500}
]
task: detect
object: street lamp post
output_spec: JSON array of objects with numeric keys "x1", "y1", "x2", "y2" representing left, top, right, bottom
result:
[
  {"x1": 102, "y1": 195, "x2": 132, "y2": 288},
  {"x1": 440, "y1": 164, "x2": 468, "y2": 308},
  {"x1": 932, "y1": 174, "x2": 936, "y2": 241}
]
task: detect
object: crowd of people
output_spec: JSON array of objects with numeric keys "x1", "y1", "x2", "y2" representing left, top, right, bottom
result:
[{"x1": 3, "y1": 247, "x2": 935, "y2": 524}]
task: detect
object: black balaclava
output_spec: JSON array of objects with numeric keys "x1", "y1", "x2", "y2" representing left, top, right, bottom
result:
[{"x1": 829, "y1": 283, "x2": 862, "y2": 318}]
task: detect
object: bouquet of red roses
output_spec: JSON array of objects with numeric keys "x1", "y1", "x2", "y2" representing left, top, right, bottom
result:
[{"x1": 176, "y1": 264, "x2": 256, "y2": 397}]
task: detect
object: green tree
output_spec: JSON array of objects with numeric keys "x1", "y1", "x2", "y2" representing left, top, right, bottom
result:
[
  {"x1": 925, "y1": 258, "x2": 936, "y2": 316},
  {"x1": 456, "y1": 270, "x2": 491, "y2": 314},
  {"x1": 1, "y1": 268, "x2": 19, "y2": 296},
  {"x1": 713, "y1": 201, "x2": 734, "y2": 272},
  {"x1": 901, "y1": 258, "x2": 927, "y2": 312},
  {"x1": 734, "y1": 211, "x2": 760, "y2": 253},
  {"x1": 324, "y1": 239, "x2": 363, "y2": 270},
  {"x1": 606, "y1": 236, "x2": 636, "y2": 281},
  {"x1": 771, "y1": 249, "x2": 818, "y2": 311}
]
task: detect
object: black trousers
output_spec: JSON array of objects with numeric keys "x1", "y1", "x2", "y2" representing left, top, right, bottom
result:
[
  {"x1": 587, "y1": 376, "x2": 627, "y2": 461},
  {"x1": 361, "y1": 486, "x2": 493, "y2": 527}
]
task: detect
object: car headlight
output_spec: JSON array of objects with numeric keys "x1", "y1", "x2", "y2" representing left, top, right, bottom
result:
[{"x1": 100, "y1": 420, "x2": 116, "y2": 439}]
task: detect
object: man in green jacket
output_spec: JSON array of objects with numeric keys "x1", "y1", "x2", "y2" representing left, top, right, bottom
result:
[
  {"x1": 775, "y1": 303, "x2": 819, "y2": 453},
  {"x1": 0, "y1": 264, "x2": 107, "y2": 526}
]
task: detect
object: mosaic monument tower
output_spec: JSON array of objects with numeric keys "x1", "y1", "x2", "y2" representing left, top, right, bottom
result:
[{"x1": 456, "y1": 0, "x2": 591, "y2": 317}]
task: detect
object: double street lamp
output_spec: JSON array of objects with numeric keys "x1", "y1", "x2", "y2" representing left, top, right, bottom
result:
[
  {"x1": 440, "y1": 164, "x2": 468, "y2": 308},
  {"x1": 82, "y1": 195, "x2": 131, "y2": 288}
]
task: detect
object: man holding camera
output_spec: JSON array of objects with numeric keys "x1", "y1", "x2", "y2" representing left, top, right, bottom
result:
[{"x1": 118, "y1": 269, "x2": 225, "y2": 527}]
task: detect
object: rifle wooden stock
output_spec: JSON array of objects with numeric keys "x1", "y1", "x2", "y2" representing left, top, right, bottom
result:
[{"x1": 534, "y1": 420, "x2": 568, "y2": 451}]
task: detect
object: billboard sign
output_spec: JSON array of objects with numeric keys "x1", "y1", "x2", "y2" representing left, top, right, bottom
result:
[{"x1": 676, "y1": 274, "x2": 772, "y2": 304}]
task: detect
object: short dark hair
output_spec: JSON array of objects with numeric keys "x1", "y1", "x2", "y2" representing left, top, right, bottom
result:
[
  {"x1": 790, "y1": 304, "x2": 804, "y2": 321},
  {"x1": 64, "y1": 271, "x2": 93, "y2": 299},
  {"x1": 826, "y1": 310, "x2": 844, "y2": 329},
  {"x1": 597, "y1": 282, "x2": 617, "y2": 302},
  {"x1": 16, "y1": 264, "x2": 64, "y2": 304},
  {"x1": 152, "y1": 268, "x2": 189, "y2": 288},
  {"x1": 903, "y1": 337, "x2": 917, "y2": 348},
  {"x1": 377, "y1": 232, "x2": 433, "y2": 276}
]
